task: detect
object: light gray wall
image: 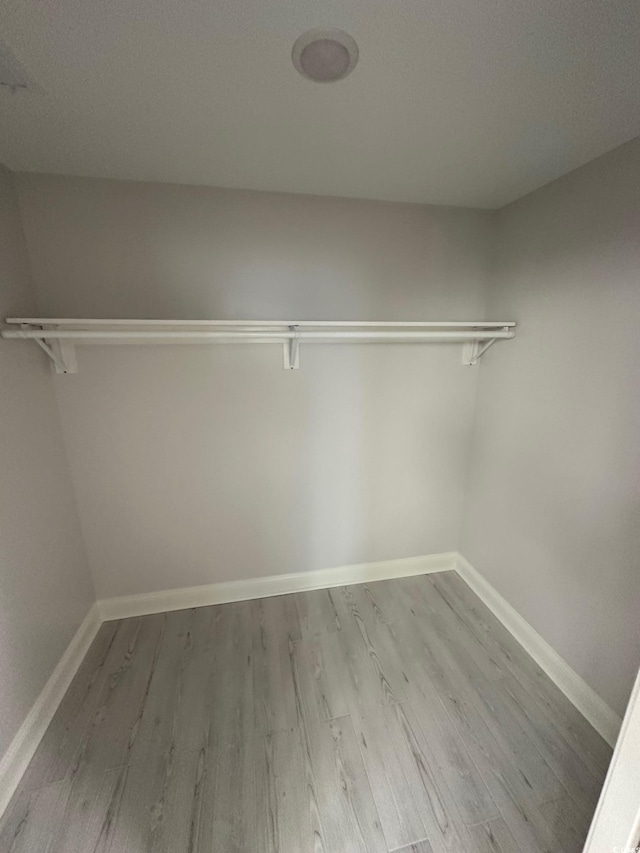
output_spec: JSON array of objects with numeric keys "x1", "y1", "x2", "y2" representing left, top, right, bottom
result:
[
  {"x1": 0, "y1": 166, "x2": 94, "y2": 759},
  {"x1": 15, "y1": 175, "x2": 495, "y2": 598},
  {"x1": 462, "y1": 138, "x2": 640, "y2": 716}
]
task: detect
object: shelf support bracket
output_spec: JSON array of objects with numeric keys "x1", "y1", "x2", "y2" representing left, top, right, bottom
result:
[
  {"x1": 462, "y1": 337, "x2": 496, "y2": 366},
  {"x1": 283, "y1": 325, "x2": 300, "y2": 370},
  {"x1": 29, "y1": 326, "x2": 78, "y2": 374}
]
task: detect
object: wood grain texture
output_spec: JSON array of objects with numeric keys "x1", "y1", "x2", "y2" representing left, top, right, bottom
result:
[
  {"x1": 538, "y1": 796, "x2": 593, "y2": 853},
  {"x1": 394, "y1": 842, "x2": 435, "y2": 853},
  {"x1": 252, "y1": 595, "x2": 301, "y2": 734},
  {"x1": 465, "y1": 818, "x2": 521, "y2": 853},
  {"x1": 16, "y1": 621, "x2": 121, "y2": 792},
  {"x1": 0, "y1": 778, "x2": 71, "y2": 853},
  {"x1": 295, "y1": 587, "x2": 348, "y2": 640},
  {"x1": 0, "y1": 573, "x2": 611, "y2": 852},
  {"x1": 433, "y1": 572, "x2": 612, "y2": 772}
]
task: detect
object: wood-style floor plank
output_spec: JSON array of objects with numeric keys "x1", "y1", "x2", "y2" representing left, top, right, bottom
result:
[
  {"x1": 294, "y1": 587, "x2": 348, "y2": 639},
  {"x1": 16, "y1": 621, "x2": 121, "y2": 792},
  {"x1": 538, "y1": 796, "x2": 593, "y2": 853},
  {"x1": 0, "y1": 571, "x2": 611, "y2": 853},
  {"x1": 125, "y1": 608, "x2": 199, "y2": 764},
  {"x1": 260, "y1": 727, "x2": 323, "y2": 852},
  {"x1": 252, "y1": 595, "x2": 301, "y2": 734},
  {"x1": 489, "y1": 676, "x2": 603, "y2": 817},
  {"x1": 299, "y1": 620, "x2": 404, "y2": 720},
  {"x1": 82, "y1": 747, "x2": 207, "y2": 853},
  {"x1": 349, "y1": 705, "x2": 428, "y2": 850},
  {"x1": 465, "y1": 818, "x2": 522, "y2": 853},
  {"x1": 49, "y1": 614, "x2": 167, "y2": 853},
  {"x1": 384, "y1": 701, "x2": 475, "y2": 852},
  {"x1": 310, "y1": 716, "x2": 388, "y2": 853},
  {"x1": 338, "y1": 582, "x2": 395, "y2": 631},
  {"x1": 292, "y1": 632, "x2": 351, "y2": 723},
  {"x1": 431, "y1": 572, "x2": 612, "y2": 773},
  {"x1": 393, "y1": 841, "x2": 435, "y2": 853},
  {"x1": 169, "y1": 606, "x2": 222, "y2": 753},
  {"x1": 347, "y1": 613, "x2": 410, "y2": 705},
  {"x1": 0, "y1": 778, "x2": 71, "y2": 853},
  {"x1": 414, "y1": 576, "x2": 506, "y2": 683},
  {"x1": 400, "y1": 591, "x2": 568, "y2": 806},
  {"x1": 196, "y1": 601, "x2": 256, "y2": 852},
  {"x1": 394, "y1": 630, "x2": 500, "y2": 827},
  {"x1": 291, "y1": 625, "x2": 388, "y2": 853},
  {"x1": 388, "y1": 614, "x2": 572, "y2": 852}
]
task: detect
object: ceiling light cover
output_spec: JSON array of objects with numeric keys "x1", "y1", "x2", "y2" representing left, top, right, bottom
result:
[{"x1": 292, "y1": 29, "x2": 359, "y2": 83}]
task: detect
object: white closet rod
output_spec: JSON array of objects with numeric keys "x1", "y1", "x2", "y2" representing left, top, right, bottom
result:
[
  {"x1": 3, "y1": 329, "x2": 514, "y2": 341},
  {"x1": 5, "y1": 318, "x2": 516, "y2": 329},
  {"x1": 1, "y1": 318, "x2": 516, "y2": 373}
]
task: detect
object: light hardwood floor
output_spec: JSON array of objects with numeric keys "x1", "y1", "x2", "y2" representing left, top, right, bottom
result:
[{"x1": 0, "y1": 571, "x2": 612, "y2": 852}]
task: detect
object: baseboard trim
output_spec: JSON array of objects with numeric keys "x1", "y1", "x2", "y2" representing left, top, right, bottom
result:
[
  {"x1": 455, "y1": 554, "x2": 622, "y2": 747},
  {"x1": 0, "y1": 603, "x2": 101, "y2": 818},
  {"x1": 98, "y1": 552, "x2": 457, "y2": 621}
]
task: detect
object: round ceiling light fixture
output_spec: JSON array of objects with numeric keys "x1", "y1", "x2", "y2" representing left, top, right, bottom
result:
[{"x1": 292, "y1": 28, "x2": 359, "y2": 83}]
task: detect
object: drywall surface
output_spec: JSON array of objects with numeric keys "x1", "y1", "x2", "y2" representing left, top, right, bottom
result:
[
  {"x1": 15, "y1": 175, "x2": 495, "y2": 597},
  {"x1": 0, "y1": 165, "x2": 94, "y2": 760},
  {"x1": 462, "y1": 138, "x2": 640, "y2": 716}
]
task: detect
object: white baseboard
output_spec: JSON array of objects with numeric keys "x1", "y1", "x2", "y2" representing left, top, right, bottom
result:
[
  {"x1": 98, "y1": 552, "x2": 457, "y2": 621},
  {"x1": 0, "y1": 603, "x2": 102, "y2": 818},
  {"x1": 455, "y1": 554, "x2": 622, "y2": 747}
]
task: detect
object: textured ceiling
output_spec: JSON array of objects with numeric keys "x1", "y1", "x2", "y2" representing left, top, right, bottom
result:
[{"x1": 0, "y1": 0, "x2": 639, "y2": 208}]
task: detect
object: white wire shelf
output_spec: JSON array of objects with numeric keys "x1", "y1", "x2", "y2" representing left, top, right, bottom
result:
[{"x1": 1, "y1": 318, "x2": 517, "y2": 373}]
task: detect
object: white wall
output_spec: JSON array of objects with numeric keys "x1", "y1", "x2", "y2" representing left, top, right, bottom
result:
[
  {"x1": 462, "y1": 138, "x2": 640, "y2": 716},
  {"x1": 0, "y1": 166, "x2": 94, "y2": 759},
  {"x1": 15, "y1": 175, "x2": 495, "y2": 598}
]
